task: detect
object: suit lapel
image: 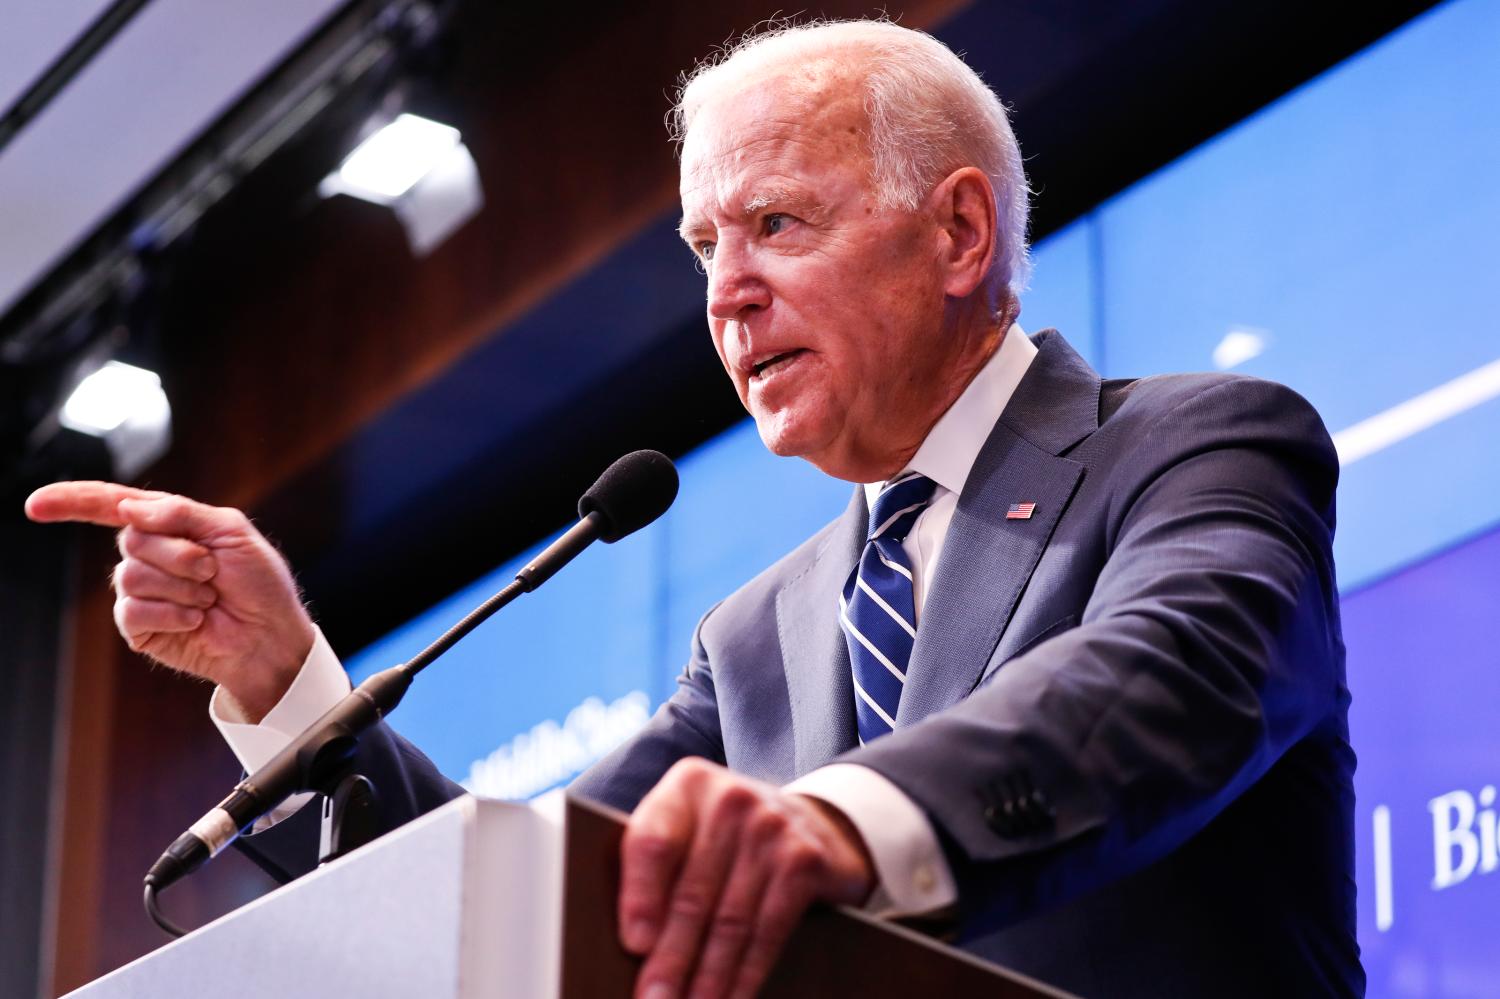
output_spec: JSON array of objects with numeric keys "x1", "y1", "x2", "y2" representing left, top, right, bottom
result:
[
  {"x1": 776, "y1": 487, "x2": 867, "y2": 774},
  {"x1": 898, "y1": 331, "x2": 1099, "y2": 724}
]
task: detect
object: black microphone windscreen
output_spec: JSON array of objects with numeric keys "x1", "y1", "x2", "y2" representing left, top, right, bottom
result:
[{"x1": 578, "y1": 450, "x2": 679, "y2": 542}]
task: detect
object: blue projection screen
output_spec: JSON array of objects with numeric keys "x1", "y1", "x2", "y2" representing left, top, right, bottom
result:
[
  {"x1": 1344, "y1": 525, "x2": 1500, "y2": 996},
  {"x1": 1081, "y1": 0, "x2": 1500, "y2": 590},
  {"x1": 347, "y1": 1, "x2": 1499, "y2": 992}
]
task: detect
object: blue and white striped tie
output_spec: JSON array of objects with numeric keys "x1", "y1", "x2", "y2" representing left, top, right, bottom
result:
[{"x1": 840, "y1": 472, "x2": 937, "y2": 744}]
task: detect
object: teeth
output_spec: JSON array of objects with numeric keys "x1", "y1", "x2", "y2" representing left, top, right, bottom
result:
[{"x1": 754, "y1": 351, "x2": 795, "y2": 377}]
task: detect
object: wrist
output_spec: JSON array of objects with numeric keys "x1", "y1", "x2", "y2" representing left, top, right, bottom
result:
[
  {"x1": 221, "y1": 680, "x2": 282, "y2": 726},
  {"x1": 226, "y1": 616, "x2": 315, "y2": 724},
  {"x1": 795, "y1": 793, "x2": 877, "y2": 904}
]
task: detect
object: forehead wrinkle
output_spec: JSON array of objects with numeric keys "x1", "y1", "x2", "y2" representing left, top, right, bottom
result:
[
  {"x1": 678, "y1": 87, "x2": 868, "y2": 240},
  {"x1": 680, "y1": 150, "x2": 794, "y2": 224},
  {"x1": 683, "y1": 98, "x2": 841, "y2": 183}
]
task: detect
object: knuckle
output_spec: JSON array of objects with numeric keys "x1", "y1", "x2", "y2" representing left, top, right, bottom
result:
[
  {"x1": 708, "y1": 905, "x2": 755, "y2": 944},
  {"x1": 118, "y1": 559, "x2": 148, "y2": 591},
  {"x1": 667, "y1": 756, "x2": 711, "y2": 785},
  {"x1": 156, "y1": 496, "x2": 189, "y2": 522},
  {"x1": 123, "y1": 526, "x2": 167, "y2": 559},
  {"x1": 119, "y1": 597, "x2": 146, "y2": 624},
  {"x1": 623, "y1": 829, "x2": 678, "y2": 869},
  {"x1": 667, "y1": 884, "x2": 715, "y2": 921},
  {"x1": 711, "y1": 783, "x2": 759, "y2": 821},
  {"x1": 617, "y1": 895, "x2": 656, "y2": 926},
  {"x1": 115, "y1": 603, "x2": 148, "y2": 649},
  {"x1": 778, "y1": 841, "x2": 825, "y2": 882},
  {"x1": 748, "y1": 804, "x2": 790, "y2": 841},
  {"x1": 218, "y1": 505, "x2": 251, "y2": 532}
]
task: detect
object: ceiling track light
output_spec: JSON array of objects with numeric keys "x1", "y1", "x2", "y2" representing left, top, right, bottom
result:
[
  {"x1": 319, "y1": 112, "x2": 483, "y2": 256},
  {"x1": 330, "y1": 113, "x2": 460, "y2": 202},
  {"x1": 60, "y1": 360, "x2": 172, "y2": 478}
]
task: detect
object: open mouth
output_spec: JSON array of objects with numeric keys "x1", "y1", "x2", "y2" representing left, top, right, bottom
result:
[{"x1": 752, "y1": 349, "x2": 806, "y2": 379}]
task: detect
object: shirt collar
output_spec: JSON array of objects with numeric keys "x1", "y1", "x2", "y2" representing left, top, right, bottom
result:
[{"x1": 863, "y1": 323, "x2": 1038, "y2": 507}]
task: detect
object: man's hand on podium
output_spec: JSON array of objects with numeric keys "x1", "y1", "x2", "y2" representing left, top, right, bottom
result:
[
  {"x1": 619, "y1": 757, "x2": 875, "y2": 999},
  {"x1": 26, "y1": 481, "x2": 314, "y2": 722}
]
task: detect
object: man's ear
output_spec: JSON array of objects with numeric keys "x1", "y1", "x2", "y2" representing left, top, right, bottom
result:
[{"x1": 930, "y1": 167, "x2": 997, "y2": 299}]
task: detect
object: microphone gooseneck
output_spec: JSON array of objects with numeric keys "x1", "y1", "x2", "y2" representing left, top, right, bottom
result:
[{"x1": 143, "y1": 450, "x2": 679, "y2": 936}]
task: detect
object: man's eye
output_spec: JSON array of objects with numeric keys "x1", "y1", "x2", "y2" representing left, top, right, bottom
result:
[
  {"x1": 698, "y1": 242, "x2": 716, "y2": 261},
  {"x1": 764, "y1": 214, "x2": 789, "y2": 235}
]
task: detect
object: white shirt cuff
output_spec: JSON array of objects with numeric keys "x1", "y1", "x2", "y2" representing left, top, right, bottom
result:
[
  {"x1": 209, "y1": 626, "x2": 350, "y2": 829},
  {"x1": 786, "y1": 763, "x2": 957, "y2": 918}
]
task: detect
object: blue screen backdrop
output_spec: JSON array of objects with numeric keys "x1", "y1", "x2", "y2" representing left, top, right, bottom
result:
[{"x1": 348, "y1": 2, "x2": 1499, "y2": 992}]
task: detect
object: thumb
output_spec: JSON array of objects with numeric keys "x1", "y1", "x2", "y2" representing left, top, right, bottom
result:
[{"x1": 116, "y1": 494, "x2": 243, "y2": 543}]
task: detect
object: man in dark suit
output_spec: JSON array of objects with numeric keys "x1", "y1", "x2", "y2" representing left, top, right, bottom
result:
[{"x1": 27, "y1": 18, "x2": 1362, "y2": 999}]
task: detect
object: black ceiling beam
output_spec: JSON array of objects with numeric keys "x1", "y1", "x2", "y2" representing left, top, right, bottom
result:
[{"x1": 0, "y1": 0, "x2": 153, "y2": 155}]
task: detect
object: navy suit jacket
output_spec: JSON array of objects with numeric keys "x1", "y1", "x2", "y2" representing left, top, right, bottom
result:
[{"x1": 243, "y1": 331, "x2": 1363, "y2": 997}]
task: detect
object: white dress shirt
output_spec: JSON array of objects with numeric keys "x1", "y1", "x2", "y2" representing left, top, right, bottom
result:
[
  {"x1": 784, "y1": 323, "x2": 1036, "y2": 915},
  {"x1": 211, "y1": 324, "x2": 1038, "y2": 914}
]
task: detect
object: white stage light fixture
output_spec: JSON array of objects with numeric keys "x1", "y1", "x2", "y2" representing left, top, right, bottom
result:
[
  {"x1": 62, "y1": 361, "x2": 163, "y2": 434},
  {"x1": 60, "y1": 360, "x2": 173, "y2": 478},
  {"x1": 319, "y1": 112, "x2": 484, "y2": 256},
  {"x1": 331, "y1": 113, "x2": 461, "y2": 203}
]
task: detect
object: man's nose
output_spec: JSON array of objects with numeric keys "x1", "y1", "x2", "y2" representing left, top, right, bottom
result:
[{"x1": 706, "y1": 239, "x2": 770, "y2": 320}]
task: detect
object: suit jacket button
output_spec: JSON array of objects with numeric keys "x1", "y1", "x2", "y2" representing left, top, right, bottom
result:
[
  {"x1": 1024, "y1": 789, "x2": 1055, "y2": 830},
  {"x1": 983, "y1": 803, "x2": 1016, "y2": 836}
]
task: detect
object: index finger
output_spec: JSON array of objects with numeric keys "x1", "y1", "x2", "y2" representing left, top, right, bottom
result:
[{"x1": 25, "y1": 481, "x2": 169, "y2": 527}]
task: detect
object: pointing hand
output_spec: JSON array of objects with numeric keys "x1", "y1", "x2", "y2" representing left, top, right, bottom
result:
[{"x1": 27, "y1": 481, "x2": 314, "y2": 721}]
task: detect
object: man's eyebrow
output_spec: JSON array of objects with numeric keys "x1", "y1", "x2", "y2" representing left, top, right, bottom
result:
[
  {"x1": 677, "y1": 189, "x2": 820, "y2": 245},
  {"x1": 743, "y1": 187, "x2": 814, "y2": 214},
  {"x1": 677, "y1": 217, "x2": 710, "y2": 246}
]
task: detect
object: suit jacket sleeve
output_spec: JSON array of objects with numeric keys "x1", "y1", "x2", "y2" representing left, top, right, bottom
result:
[
  {"x1": 235, "y1": 719, "x2": 468, "y2": 882},
  {"x1": 845, "y1": 377, "x2": 1346, "y2": 929}
]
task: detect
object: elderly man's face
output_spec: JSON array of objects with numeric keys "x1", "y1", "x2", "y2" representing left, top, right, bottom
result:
[{"x1": 678, "y1": 75, "x2": 958, "y2": 480}]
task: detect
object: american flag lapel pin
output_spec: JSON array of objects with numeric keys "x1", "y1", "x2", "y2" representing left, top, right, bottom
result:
[{"x1": 1006, "y1": 502, "x2": 1037, "y2": 521}]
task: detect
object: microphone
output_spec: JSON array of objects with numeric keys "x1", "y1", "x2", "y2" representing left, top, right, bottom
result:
[
  {"x1": 580, "y1": 447, "x2": 678, "y2": 541},
  {"x1": 516, "y1": 448, "x2": 679, "y2": 590},
  {"x1": 143, "y1": 450, "x2": 678, "y2": 917}
]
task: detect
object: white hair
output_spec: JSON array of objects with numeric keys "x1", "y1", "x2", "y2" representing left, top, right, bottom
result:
[{"x1": 672, "y1": 18, "x2": 1032, "y2": 297}]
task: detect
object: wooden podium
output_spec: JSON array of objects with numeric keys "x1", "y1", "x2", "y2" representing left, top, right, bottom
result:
[{"x1": 68, "y1": 795, "x2": 1073, "y2": 998}]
